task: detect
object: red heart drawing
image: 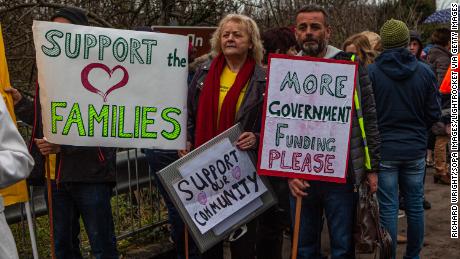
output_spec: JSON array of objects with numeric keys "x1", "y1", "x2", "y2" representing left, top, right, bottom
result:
[{"x1": 81, "y1": 63, "x2": 129, "y2": 102}]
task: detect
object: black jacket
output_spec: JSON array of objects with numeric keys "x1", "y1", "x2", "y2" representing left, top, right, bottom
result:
[{"x1": 332, "y1": 51, "x2": 381, "y2": 183}]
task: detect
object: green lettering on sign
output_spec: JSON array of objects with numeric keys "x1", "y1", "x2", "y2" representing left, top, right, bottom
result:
[
  {"x1": 141, "y1": 107, "x2": 157, "y2": 139},
  {"x1": 51, "y1": 102, "x2": 67, "y2": 133},
  {"x1": 117, "y1": 106, "x2": 132, "y2": 138},
  {"x1": 113, "y1": 37, "x2": 128, "y2": 62},
  {"x1": 83, "y1": 34, "x2": 97, "y2": 59},
  {"x1": 111, "y1": 105, "x2": 117, "y2": 137},
  {"x1": 88, "y1": 104, "x2": 109, "y2": 137},
  {"x1": 98, "y1": 35, "x2": 112, "y2": 61},
  {"x1": 280, "y1": 71, "x2": 300, "y2": 94},
  {"x1": 161, "y1": 107, "x2": 181, "y2": 140},
  {"x1": 130, "y1": 38, "x2": 144, "y2": 64},
  {"x1": 65, "y1": 33, "x2": 81, "y2": 58},
  {"x1": 62, "y1": 103, "x2": 86, "y2": 136},
  {"x1": 134, "y1": 106, "x2": 141, "y2": 138},
  {"x1": 42, "y1": 30, "x2": 63, "y2": 57}
]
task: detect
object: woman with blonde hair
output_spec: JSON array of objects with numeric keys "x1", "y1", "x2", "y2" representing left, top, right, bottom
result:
[
  {"x1": 361, "y1": 30, "x2": 383, "y2": 52},
  {"x1": 343, "y1": 33, "x2": 379, "y2": 66},
  {"x1": 180, "y1": 14, "x2": 265, "y2": 259}
]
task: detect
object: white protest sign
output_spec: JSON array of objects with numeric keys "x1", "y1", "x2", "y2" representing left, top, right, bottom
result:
[
  {"x1": 174, "y1": 138, "x2": 267, "y2": 234},
  {"x1": 257, "y1": 55, "x2": 357, "y2": 183},
  {"x1": 32, "y1": 21, "x2": 188, "y2": 149}
]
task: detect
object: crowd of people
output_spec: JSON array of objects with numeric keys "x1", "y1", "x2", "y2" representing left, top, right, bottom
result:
[{"x1": 0, "y1": 3, "x2": 453, "y2": 259}]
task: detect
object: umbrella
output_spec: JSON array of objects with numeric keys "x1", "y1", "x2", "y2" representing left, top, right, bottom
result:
[{"x1": 423, "y1": 8, "x2": 451, "y2": 24}]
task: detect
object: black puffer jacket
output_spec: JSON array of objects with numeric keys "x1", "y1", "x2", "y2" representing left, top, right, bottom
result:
[
  {"x1": 331, "y1": 50, "x2": 381, "y2": 184},
  {"x1": 15, "y1": 84, "x2": 116, "y2": 186}
]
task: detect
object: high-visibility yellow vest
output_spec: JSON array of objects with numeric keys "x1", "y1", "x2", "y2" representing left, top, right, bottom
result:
[{"x1": 351, "y1": 55, "x2": 371, "y2": 171}]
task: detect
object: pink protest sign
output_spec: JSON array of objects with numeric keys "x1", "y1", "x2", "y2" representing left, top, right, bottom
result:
[{"x1": 257, "y1": 54, "x2": 358, "y2": 183}]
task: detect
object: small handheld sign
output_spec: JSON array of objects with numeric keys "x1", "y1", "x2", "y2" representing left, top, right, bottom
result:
[
  {"x1": 257, "y1": 54, "x2": 358, "y2": 183},
  {"x1": 157, "y1": 124, "x2": 276, "y2": 253}
]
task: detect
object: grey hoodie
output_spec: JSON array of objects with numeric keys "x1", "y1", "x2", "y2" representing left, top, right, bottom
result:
[{"x1": 298, "y1": 45, "x2": 342, "y2": 59}]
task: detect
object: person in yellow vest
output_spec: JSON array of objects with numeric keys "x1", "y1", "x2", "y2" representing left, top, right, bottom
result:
[
  {"x1": 0, "y1": 97, "x2": 34, "y2": 259},
  {"x1": 9, "y1": 7, "x2": 118, "y2": 259}
]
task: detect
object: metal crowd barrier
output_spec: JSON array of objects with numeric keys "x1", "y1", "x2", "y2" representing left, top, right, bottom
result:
[{"x1": 5, "y1": 122, "x2": 170, "y2": 258}]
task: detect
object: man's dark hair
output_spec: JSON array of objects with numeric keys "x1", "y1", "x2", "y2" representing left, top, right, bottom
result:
[
  {"x1": 431, "y1": 28, "x2": 450, "y2": 46},
  {"x1": 295, "y1": 5, "x2": 330, "y2": 26}
]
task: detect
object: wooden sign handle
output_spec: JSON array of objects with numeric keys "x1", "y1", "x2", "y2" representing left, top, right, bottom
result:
[
  {"x1": 185, "y1": 226, "x2": 189, "y2": 259},
  {"x1": 45, "y1": 155, "x2": 56, "y2": 259},
  {"x1": 291, "y1": 196, "x2": 302, "y2": 259}
]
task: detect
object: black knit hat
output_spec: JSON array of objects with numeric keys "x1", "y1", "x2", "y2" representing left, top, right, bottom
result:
[{"x1": 51, "y1": 7, "x2": 88, "y2": 25}]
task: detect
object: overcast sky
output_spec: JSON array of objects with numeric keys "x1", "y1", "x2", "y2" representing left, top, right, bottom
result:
[{"x1": 436, "y1": 0, "x2": 454, "y2": 10}]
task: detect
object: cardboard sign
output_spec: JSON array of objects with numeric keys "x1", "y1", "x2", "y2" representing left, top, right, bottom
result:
[
  {"x1": 157, "y1": 124, "x2": 276, "y2": 252},
  {"x1": 257, "y1": 54, "x2": 357, "y2": 183},
  {"x1": 32, "y1": 21, "x2": 188, "y2": 149},
  {"x1": 174, "y1": 138, "x2": 267, "y2": 234}
]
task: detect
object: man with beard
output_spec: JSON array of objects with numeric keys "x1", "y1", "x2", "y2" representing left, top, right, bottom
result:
[{"x1": 287, "y1": 5, "x2": 381, "y2": 258}]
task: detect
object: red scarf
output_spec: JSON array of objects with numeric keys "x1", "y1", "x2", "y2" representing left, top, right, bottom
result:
[{"x1": 194, "y1": 53, "x2": 255, "y2": 147}]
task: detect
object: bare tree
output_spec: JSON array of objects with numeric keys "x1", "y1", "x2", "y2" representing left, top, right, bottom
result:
[
  {"x1": 0, "y1": 0, "x2": 424, "y2": 96},
  {"x1": 0, "y1": 0, "x2": 247, "y2": 94},
  {"x1": 248, "y1": 0, "x2": 423, "y2": 46}
]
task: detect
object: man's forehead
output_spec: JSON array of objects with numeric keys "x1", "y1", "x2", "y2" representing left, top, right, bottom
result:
[{"x1": 296, "y1": 12, "x2": 326, "y2": 25}]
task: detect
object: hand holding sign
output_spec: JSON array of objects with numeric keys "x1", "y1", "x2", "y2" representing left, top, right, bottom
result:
[
  {"x1": 236, "y1": 132, "x2": 257, "y2": 150},
  {"x1": 288, "y1": 178, "x2": 310, "y2": 197},
  {"x1": 35, "y1": 138, "x2": 61, "y2": 155}
]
